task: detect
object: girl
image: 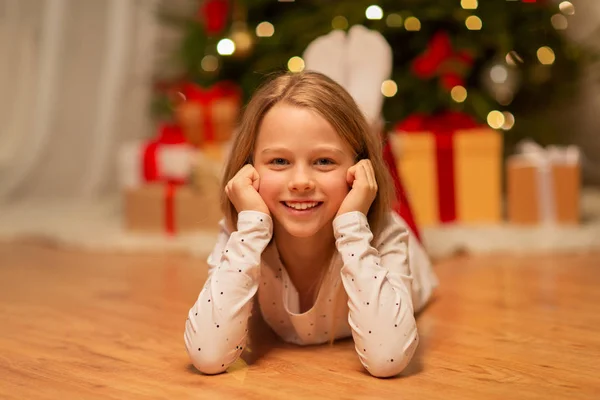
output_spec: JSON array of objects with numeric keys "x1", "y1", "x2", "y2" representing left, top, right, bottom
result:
[{"x1": 184, "y1": 71, "x2": 438, "y2": 378}]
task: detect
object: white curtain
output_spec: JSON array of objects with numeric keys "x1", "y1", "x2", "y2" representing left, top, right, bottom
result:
[{"x1": 0, "y1": 0, "x2": 161, "y2": 202}]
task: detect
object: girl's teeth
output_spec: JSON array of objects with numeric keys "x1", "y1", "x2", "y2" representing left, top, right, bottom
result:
[{"x1": 286, "y1": 202, "x2": 318, "y2": 210}]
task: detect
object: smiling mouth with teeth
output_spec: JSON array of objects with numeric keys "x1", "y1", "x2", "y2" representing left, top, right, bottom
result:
[{"x1": 282, "y1": 201, "x2": 323, "y2": 210}]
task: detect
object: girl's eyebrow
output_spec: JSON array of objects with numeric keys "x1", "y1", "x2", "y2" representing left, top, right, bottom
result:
[
  {"x1": 261, "y1": 147, "x2": 289, "y2": 154},
  {"x1": 261, "y1": 146, "x2": 345, "y2": 155}
]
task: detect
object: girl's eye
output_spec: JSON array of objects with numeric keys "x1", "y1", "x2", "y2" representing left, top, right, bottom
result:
[
  {"x1": 270, "y1": 158, "x2": 288, "y2": 166},
  {"x1": 315, "y1": 158, "x2": 335, "y2": 166}
]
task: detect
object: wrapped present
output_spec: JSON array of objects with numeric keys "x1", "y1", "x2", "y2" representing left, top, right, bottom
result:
[
  {"x1": 190, "y1": 142, "x2": 230, "y2": 192},
  {"x1": 507, "y1": 141, "x2": 581, "y2": 225},
  {"x1": 118, "y1": 123, "x2": 195, "y2": 189},
  {"x1": 175, "y1": 82, "x2": 241, "y2": 147},
  {"x1": 390, "y1": 112, "x2": 503, "y2": 226},
  {"x1": 124, "y1": 182, "x2": 222, "y2": 234}
]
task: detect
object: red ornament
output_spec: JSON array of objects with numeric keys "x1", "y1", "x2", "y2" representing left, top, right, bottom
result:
[
  {"x1": 198, "y1": 0, "x2": 230, "y2": 35},
  {"x1": 411, "y1": 32, "x2": 473, "y2": 91}
]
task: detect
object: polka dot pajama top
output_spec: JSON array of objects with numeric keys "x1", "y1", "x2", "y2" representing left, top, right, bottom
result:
[{"x1": 184, "y1": 210, "x2": 438, "y2": 378}]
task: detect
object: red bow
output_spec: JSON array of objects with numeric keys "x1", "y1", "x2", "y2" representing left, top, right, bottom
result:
[
  {"x1": 411, "y1": 32, "x2": 473, "y2": 91},
  {"x1": 199, "y1": 0, "x2": 230, "y2": 35}
]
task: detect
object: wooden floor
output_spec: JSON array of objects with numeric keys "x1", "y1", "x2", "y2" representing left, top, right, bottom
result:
[{"x1": 0, "y1": 243, "x2": 599, "y2": 400}]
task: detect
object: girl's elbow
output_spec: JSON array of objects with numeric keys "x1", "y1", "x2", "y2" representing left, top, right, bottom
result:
[
  {"x1": 187, "y1": 349, "x2": 229, "y2": 375},
  {"x1": 364, "y1": 334, "x2": 419, "y2": 378}
]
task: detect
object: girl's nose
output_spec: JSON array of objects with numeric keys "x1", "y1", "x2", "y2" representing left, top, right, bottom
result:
[{"x1": 288, "y1": 168, "x2": 315, "y2": 192}]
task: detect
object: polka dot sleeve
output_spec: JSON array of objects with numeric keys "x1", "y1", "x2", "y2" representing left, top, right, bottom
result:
[
  {"x1": 184, "y1": 211, "x2": 272, "y2": 375},
  {"x1": 333, "y1": 211, "x2": 418, "y2": 378}
]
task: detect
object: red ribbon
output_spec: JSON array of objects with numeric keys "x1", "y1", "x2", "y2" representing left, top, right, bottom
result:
[
  {"x1": 383, "y1": 140, "x2": 422, "y2": 242},
  {"x1": 142, "y1": 123, "x2": 187, "y2": 183},
  {"x1": 180, "y1": 82, "x2": 241, "y2": 143},
  {"x1": 395, "y1": 112, "x2": 478, "y2": 223},
  {"x1": 165, "y1": 181, "x2": 177, "y2": 235}
]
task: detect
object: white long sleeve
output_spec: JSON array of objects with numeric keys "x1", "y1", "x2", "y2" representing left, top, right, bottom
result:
[
  {"x1": 333, "y1": 211, "x2": 418, "y2": 378},
  {"x1": 184, "y1": 210, "x2": 437, "y2": 377},
  {"x1": 184, "y1": 211, "x2": 272, "y2": 375}
]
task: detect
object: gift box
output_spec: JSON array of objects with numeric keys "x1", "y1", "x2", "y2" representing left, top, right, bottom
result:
[
  {"x1": 124, "y1": 183, "x2": 222, "y2": 234},
  {"x1": 118, "y1": 123, "x2": 195, "y2": 189},
  {"x1": 175, "y1": 82, "x2": 241, "y2": 147},
  {"x1": 507, "y1": 141, "x2": 581, "y2": 225},
  {"x1": 190, "y1": 142, "x2": 230, "y2": 192},
  {"x1": 390, "y1": 112, "x2": 503, "y2": 226}
]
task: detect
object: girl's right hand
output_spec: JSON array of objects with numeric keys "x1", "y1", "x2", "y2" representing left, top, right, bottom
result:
[{"x1": 225, "y1": 164, "x2": 270, "y2": 215}]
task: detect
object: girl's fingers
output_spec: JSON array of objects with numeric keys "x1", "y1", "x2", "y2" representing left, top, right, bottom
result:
[{"x1": 346, "y1": 165, "x2": 358, "y2": 186}]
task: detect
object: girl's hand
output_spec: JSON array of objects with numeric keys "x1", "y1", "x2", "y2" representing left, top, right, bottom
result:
[
  {"x1": 225, "y1": 164, "x2": 270, "y2": 215},
  {"x1": 336, "y1": 159, "x2": 378, "y2": 218}
]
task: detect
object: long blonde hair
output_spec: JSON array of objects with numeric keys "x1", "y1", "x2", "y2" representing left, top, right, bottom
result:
[
  {"x1": 221, "y1": 71, "x2": 395, "y2": 344},
  {"x1": 221, "y1": 71, "x2": 394, "y2": 235}
]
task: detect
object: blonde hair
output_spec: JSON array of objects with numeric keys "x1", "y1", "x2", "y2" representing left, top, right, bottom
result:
[
  {"x1": 221, "y1": 71, "x2": 394, "y2": 235},
  {"x1": 220, "y1": 71, "x2": 395, "y2": 344}
]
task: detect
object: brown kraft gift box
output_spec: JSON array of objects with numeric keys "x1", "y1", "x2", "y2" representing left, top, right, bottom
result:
[{"x1": 124, "y1": 183, "x2": 222, "y2": 234}]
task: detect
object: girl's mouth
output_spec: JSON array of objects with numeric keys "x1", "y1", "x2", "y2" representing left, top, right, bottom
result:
[{"x1": 281, "y1": 201, "x2": 323, "y2": 212}]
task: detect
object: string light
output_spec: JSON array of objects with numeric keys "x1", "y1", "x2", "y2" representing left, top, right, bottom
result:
[
  {"x1": 217, "y1": 39, "x2": 235, "y2": 56},
  {"x1": 332, "y1": 16, "x2": 348, "y2": 30},
  {"x1": 559, "y1": 1, "x2": 575, "y2": 16},
  {"x1": 505, "y1": 51, "x2": 523, "y2": 66},
  {"x1": 551, "y1": 14, "x2": 568, "y2": 30},
  {"x1": 231, "y1": 25, "x2": 253, "y2": 56},
  {"x1": 386, "y1": 13, "x2": 403, "y2": 28},
  {"x1": 365, "y1": 5, "x2": 383, "y2": 20},
  {"x1": 461, "y1": 0, "x2": 478, "y2": 10},
  {"x1": 465, "y1": 16, "x2": 482, "y2": 30},
  {"x1": 404, "y1": 17, "x2": 421, "y2": 31},
  {"x1": 287, "y1": 56, "x2": 305, "y2": 73},
  {"x1": 201, "y1": 55, "x2": 219, "y2": 72},
  {"x1": 501, "y1": 112, "x2": 515, "y2": 130},
  {"x1": 256, "y1": 22, "x2": 275, "y2": 37},
  {"x1": 490, "y1": 65, "x2": 508, "y2": 84},
  {"x1": 381, "y1": 80, "x2": 398, "y2": 97},
  {"x1": 487, "y1": 111, "x2": 505, "y2": 129},
  {"x1": 451, "y1": 86, "x2": 467, "y2": 103},
  {"x1": 537, "y1": 46, "x2": 556, "y2": 65}
]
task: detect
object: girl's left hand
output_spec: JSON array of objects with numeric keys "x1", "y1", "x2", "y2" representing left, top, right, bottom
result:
[{"x1": 336, "y1": 159, "x2": 378, "y2": 218}]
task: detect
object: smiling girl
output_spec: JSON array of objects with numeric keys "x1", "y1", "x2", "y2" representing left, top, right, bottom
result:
[{"x1": 184, "y1": 71, "x2": 438, "y2": 378}]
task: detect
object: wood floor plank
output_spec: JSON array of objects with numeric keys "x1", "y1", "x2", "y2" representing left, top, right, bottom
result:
[{"x1": 0, "y1": 243, "x2": 598, "y2": 399}]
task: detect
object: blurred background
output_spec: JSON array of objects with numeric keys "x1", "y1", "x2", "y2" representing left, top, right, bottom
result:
[{"x1": 0, "y1": 0, "x2": 599, "y2": 258}]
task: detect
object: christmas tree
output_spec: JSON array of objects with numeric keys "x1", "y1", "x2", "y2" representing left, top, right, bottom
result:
[{"x1": 154, "y1": 0, "x2": 594, "y2": 152}]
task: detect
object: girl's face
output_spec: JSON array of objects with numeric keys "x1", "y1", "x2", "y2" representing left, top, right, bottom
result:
[{"x1": 253, "y1": 103, "x2": 355, "y2": 238}]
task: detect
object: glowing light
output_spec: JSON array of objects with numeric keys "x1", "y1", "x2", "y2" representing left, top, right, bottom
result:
[
  {"x1": 451, "y1": 86, "x2": 468, "y2": 103},
  {"x1": 465, "y1": 16, "x2": 482, "y2": 30},
  {"x1": 366, "y1": 5, "x2": 384, "y2": 20},
  {"x1": 487, "y1": 110, "x2": 505, "y2": 129},
  {"x1": 381, "y1": 80, "x2": 398, "y2": 97},
  {"x1": 506, "y1": 51, "x2": 524, "y2": 66},
  {"x1": 501, "y1": 112, "x2": 515, "y2": 130},
  {"x1": 490, "y1": 65, "x2": 508, "y2": 84},
  {"x1": 217, "y1": 39, "x2": 235, "y2": 56},
  {"x1": 332, "y1": 16, "x2": 348, "y2": 30},
  {"x1": 537, "y1": 46, "x2": 556, "y2": 65},
  {"x1": 256, "y1": 22, "x2": 275, "y2": 37},
  {"x1": 201, "y1": 55, "x2": 218, "y2": 72},
  {"x1": 461, "y1": 0, "x2": 478, "y2": 10},
  {"x1": 404, "y1": 17, "x2": 421, "y2": 31},
  {"x1": 287, "y1": 56, "x2": 305, "y2": 73},
  {"x1": 551, "y1": 14, "x2": 568, "y2": 30},
  {"x1": 559, "y1": 1, "x2": 575, "y2": 16},
  {"x1": 231, "y1": 29, "x2": 253, "y2": 54},
  {"x1": 386, "y1": 13, "x2": 403, "y2": 28}
]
